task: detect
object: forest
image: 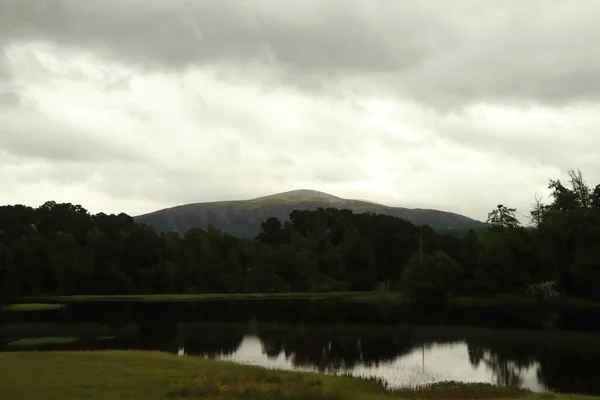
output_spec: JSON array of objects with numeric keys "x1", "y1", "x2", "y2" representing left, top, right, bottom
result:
[{"x1": 0, "y1": 169, "x2": 599, "y2": 301}]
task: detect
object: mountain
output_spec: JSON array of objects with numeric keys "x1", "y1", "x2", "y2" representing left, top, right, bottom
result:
[{"x1": 134, "y1": 189, "x2": 487, "y2": 236}]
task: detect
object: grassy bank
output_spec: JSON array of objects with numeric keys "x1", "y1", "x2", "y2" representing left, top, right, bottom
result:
[
  {"x1": 21, "y1": 291, "x2": 371, "y2": 303},
  {"x1": 12, "y1": 291, "x2": 600, "y2": 310},
  {"x1": 0, "y1": 351, "x2": 594, "y2": 400},
  {"x1": 2, "y1": 303, "x2": 65, "y2": 312}
]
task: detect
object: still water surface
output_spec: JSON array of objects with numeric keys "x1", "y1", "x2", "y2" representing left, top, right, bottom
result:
[
  {"x1": 211, "y1": 335, "x2": 545, "y2": 391},
  {"x1": 2, "y1": 299, "x2": 600, "y2": 394}
]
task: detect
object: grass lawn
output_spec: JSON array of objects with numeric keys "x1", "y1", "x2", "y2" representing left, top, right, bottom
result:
[{"x1": 0, "y1": 351, "x2": 597, "y2": 400}]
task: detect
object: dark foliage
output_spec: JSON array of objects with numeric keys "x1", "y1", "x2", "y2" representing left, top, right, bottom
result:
[{"x1": 1, "y1": 169, "x2": 599, "y2": 300}]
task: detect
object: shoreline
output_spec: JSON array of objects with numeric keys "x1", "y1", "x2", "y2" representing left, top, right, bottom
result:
[
  {"x1": 7, "y1": 291, "x2": 600, "y2": 309},
  {"x1": 1, "y1": 350, "x2": 597, "y2": 400}
]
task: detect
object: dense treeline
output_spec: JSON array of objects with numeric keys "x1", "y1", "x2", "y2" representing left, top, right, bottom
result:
[{"x1": 0, "y1": 169, "x2": 599, "y2": 300}]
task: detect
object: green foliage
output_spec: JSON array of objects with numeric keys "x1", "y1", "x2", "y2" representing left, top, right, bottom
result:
[
  {"x1": 487, "y1": 205, "x2": 520, "y2": 228},
  {"x1": 461, "y1": 229, "x2": 479, "y2": 280},
  {"x1": 1, "y1": 168, "x2": 600, "y2": 301},
  {"x1": 0, "y1": 205, "x2": 425, "y2": 296},
  {"x1": 536, "y1": 169, "x2": 600, "y2": 297},
  {"x1": 401, "y1": 251, "x2": 462, "y2": 301}
]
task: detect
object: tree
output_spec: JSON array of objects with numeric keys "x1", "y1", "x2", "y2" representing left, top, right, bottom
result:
[
  {"x1": 400, "y1": 251, "x2": 462, "y2": 301},
  {"x1": 529, "y1": 195, "x2": 547, "y2": 228},
  {"x1": 567, "y1": 169, "x2": 592, "y2": 209},
  {"x1": 591, "y1": 184, "x2": 600, "y2": 210},
  {"x1": 0, "y1": 204, "x2": 37, "y2": 244},
  {"x1": 0, "y1": 243, "x2": 20, "y2": 301},
  {"x1": 2, "y1": 176, "x2": 599, "y2": 300},
  {"x1": 487, "y1": 205, "x2": 520, "y2": 228},
  {"x1": 461, "y1": 229, "x2": 479, "y2": 283},
  {"x1": 544, "y1": 169, "x2": 600, "y2": 296}
]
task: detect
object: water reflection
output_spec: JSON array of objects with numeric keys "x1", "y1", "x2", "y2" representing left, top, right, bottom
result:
[
  {"x1": 212, "y1": 336, "x2": 546, "y2": 391},
  {"x1": 2, "y1": 300, "x2": 600, "y2": 394},
  {"x1": 175, "y1": 322, "x2": 600, "y2": 394}
]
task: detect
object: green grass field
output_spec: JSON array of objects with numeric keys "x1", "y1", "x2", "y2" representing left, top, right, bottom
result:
[{"x1": 0, "y1": 351, "x2": 594, "y2": 400}]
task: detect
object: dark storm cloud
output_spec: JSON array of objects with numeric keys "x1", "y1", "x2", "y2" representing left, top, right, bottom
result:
[
  {"x1": 0, "y1": 0, "x2": 428, "y2": 71},
  {"x1": 2, "y1": 0, "x2": 600, "y2": 107}
]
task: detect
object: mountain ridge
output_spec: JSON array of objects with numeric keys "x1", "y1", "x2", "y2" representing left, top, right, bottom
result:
[
  {"x1": 252, "y1": 189, "x2": 344, "y2": 201},
  {"x1": 135, "y1": 190, "x2": 487, "y2": 236}
]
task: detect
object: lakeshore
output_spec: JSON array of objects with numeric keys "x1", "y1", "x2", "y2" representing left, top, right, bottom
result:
[{"x1": 1, "y1": 351, "x2": 596, "y2": 400}]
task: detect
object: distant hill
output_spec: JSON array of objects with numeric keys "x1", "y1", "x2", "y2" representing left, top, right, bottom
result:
[{"x1": 134, "y1": 189, "x2": 487, "y2": 237}]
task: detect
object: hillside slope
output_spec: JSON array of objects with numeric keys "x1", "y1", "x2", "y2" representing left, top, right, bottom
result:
[{"x1": 134, "y1": 190, "x2": 487, "y2": 236}]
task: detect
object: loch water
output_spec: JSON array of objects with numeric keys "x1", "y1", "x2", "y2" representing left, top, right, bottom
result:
[{"x1": 2, "y1": 298, "x2": 600, "y2": 394}]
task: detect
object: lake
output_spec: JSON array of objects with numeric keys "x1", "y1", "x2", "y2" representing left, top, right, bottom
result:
[{"x1": 2, "y1": 298, "x2": 600, "y2": 395}]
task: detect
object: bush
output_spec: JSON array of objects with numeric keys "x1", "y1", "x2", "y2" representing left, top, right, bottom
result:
[
  {"x1": 526, "y1": 281, "x2": 560, "y2": 300},
  {"x1": 400, "y1": 251, "x2": 462, "y2": 302}
]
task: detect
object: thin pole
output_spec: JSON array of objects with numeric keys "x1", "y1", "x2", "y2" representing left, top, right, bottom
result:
[
  {"x1": 420, "y1": 225, "x2": 423, "y2": 265},
  {"x1": 422, "y1": 343, "x2": 424, "y2": 372}
]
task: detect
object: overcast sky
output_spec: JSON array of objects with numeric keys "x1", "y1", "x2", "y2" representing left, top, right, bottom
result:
[{"x1": 1, "y1": 0, "x2": 599, "y2": 222}]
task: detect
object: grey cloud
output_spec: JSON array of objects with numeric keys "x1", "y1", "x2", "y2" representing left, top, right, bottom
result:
[
  {"x1": 311, "y1": 165, "x2": 367, "y2": 184},
  {"x1": 0, "y1": 90, "x2": 20, "y2": 106},
  {"x1": 0, "y1": 108, "x2": 142, "y2": 163},
  {"x1": 438, "y1": 117, "x2": 600, "y2": 171},
  {"x1": 3, "y1": 0, "x2": 600, "y2": 107},
  {"x1": 6, "y1": 158, "x2": 93, "y2": 186},
  {"x1": 0, "y1": 49, "x2": 11, "y2": 83},
  {"x1": 10, "y1": 0, "x2": 430, "y2": 73},
  {"x1": 96, "y1": 164, "x2": 256, "y2": 205},
  {"x1": 94, "y1": 151, "x2": 370, "y2": 207}
]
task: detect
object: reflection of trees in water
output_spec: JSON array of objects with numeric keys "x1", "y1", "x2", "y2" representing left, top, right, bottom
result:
[
  {"x1": 8, "y1": 299, "x2": 600, "y2": 395},
  {"x1": 255, "y1": 330, "x2": 419, "y2": 372},
  {"x1": 182, "y1": 327, "x2": 245, "y2": 357},
  {"x1": 262, "y1": 337, "x2": 284, "y2": 358},
  {"x1": 468, "y1": 344, "x2": 485, "y2": 367},
  {"x1": 256, "y1": 327, "x2": 544, "y2": 379},
  {"x1": 138, "y1": 303, "x2": 179, "y2": 351},
  {"x1": 467, "y1": 343, "x2": 536, "y2": 387},
  {"x1": 136, "y1": 303, "x2": 247, "y2": 357},
  {"x1": 361, "y1": 336, "x2": 415, "y2": 366},
  {"x1": 537, "y1": 354, "x2": 600, "y2": 395},
  {"x1": 466, "y1": 342, "x2": 600, "y2": 395},
  {"x1": 254, "y1": 325, "x2": 600, "y2": 395}
]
